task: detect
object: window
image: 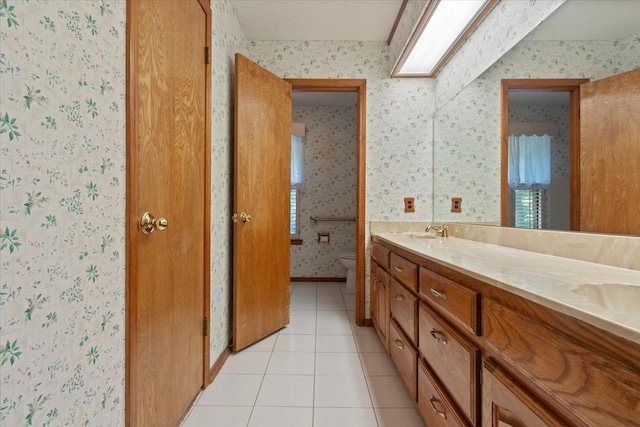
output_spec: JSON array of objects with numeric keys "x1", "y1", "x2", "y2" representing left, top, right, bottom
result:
[
  {"x1": 515, "y1": 189, "x2": 542, "y2": 229},
  {"x1": 290, "y1": 128, "x2": 305, "y2": 241}
]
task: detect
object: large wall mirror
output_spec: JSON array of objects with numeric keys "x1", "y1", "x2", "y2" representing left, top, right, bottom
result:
[{"x1": 433, "y1": 0, "x2": 640, "y2": 235}]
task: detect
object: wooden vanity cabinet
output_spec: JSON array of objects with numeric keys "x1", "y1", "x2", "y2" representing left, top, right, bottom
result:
[{"x1": 370, "y1": 236, "x2": 640, "y2": 427}]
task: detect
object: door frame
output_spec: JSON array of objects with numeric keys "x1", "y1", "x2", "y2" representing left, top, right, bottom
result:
[
  {"x1": 125, "y1": 1, "x2": 212, "y2": 424},
  {"x1": 500, "y1": 79, "x2": 588, "y2": 230},
  {"x1": 285, "y1": 79, "x2": 367, "y2": 326}
]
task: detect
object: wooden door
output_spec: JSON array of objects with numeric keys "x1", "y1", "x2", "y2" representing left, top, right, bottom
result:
[
  {"x1": 126, "y1": 1, "x2": 210, "y2": 425},
  {"x1": 580, "y1": 68, "x2": 640, "y2": 235},
  {"x1": 233, "y1": 54, "x2": 291, "y2": 351}
]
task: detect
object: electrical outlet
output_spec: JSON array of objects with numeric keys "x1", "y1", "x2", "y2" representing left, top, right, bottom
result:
[
  {"x1": 404, "y1": 197, "x2": 415, "y2": 213},
  {"x1": 451, "y1": 197, "x2": 462, "y2": 213}
]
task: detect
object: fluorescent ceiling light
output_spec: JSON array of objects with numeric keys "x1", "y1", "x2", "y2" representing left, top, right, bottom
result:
[{"x1": 396, "y1": 0, "x2": 491, "y2": 77}]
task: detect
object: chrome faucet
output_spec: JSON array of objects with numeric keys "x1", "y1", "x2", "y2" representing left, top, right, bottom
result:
[{"x1": 426, "y1": 224, "x2": 449, "y2": 238}]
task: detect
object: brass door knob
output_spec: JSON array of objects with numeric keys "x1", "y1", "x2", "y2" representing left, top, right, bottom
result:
[
  {"x1": 232, "y1": 212, "x2": 252, "y2": 224},
  {"x1": 140, "y1": 212, "x2": 169, "y2": 235}
]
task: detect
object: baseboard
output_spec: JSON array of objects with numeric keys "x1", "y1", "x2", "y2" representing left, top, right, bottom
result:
[
  {"x1": 291, "y1": 277, "x2": 347, "y2": 282},
  {"x1": 206, "y1": 343, "x2": 232, "y2": 386}
]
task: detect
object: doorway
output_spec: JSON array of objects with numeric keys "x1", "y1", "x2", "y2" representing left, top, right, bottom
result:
[
  {"x1": 500, "y1": 79, "x2": 588, "y2": 230},
  {"x1": 290, "y1": 90, "x2": 358, "y2": 301},
  {"x1": 287, "y1": 80, "x2": 367, "y2": 325}
]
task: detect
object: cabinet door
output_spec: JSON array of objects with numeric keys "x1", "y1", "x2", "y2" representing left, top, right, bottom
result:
[
  {"x1": 371, "y1": 262, "x2": 379, "y2": 327},
  {"x1": 375, "y1": 267, "x2": 390, "y2": 352},
  {"x1": 483, "y1": 359, "x2": 567, "y2": 427}
]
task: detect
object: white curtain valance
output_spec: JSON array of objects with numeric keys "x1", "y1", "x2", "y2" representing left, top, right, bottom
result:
[{"x1": 508, "y1": 134, "x2": 551, "y2": 187}]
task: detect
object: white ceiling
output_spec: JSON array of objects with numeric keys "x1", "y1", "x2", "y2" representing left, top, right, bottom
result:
[
  {"x1": 231, "y1": 0, "x2": 640, "y2": 43},
  {"x1": 231, "y1": 0, "x2": 403, "y2": 41}
]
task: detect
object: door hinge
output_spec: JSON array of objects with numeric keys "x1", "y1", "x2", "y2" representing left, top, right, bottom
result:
[
  {"x1": 205, "y1": 46, "x2": 210, "y2": 65},
  {"x1": 203, "y1": 317, "x2": 209, "y2": 336}
]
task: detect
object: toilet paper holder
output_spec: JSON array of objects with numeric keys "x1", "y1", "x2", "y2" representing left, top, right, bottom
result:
[{"x1": 317, "y1": 231, "x2": 330, "y2": 244}]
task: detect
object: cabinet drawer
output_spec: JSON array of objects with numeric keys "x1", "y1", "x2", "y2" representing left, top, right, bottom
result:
[
  {"x1": 390, "y1": 278, "x2": 417, "y2": 343},
  {"x1": 371, "y1": 242, "x2": 390, "y2": 271},
  {"x1": 418, "y1": 302, "x2": 480, "y2": 425},
  {"x1": 484, "y1": 298, "x2": 640, "y2": 426},
  {"x1": 389, "y1": 321, "x2": 417, "y2": 402},
  {"x1": 419, "y1": 268, "x2": 479, "y2": 335},
  {"x1": 418, "y1": 359, "x2": 471, "y2": 427},
  {"x1": 483, "y1": 359, "x2": 566, "y2": 427},
  {"x1": 390, "y1": 253, "x2": 418, "y2": 292}
]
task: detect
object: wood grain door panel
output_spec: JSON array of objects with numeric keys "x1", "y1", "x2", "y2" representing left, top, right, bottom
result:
[
  {"x1": 580, "y1": 68, "x2": 640, "y2": 235},
  {"x1": 127, "y1": 1, "x2": 210, "y2": 425},
  {"x1": 233, "y1": 54, "x2": 292, "y2": 351}
]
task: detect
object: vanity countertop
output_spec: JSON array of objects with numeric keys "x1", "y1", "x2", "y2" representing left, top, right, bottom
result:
[{"x1": 372, "y1": 231, "x2": 640, "y2": 346}]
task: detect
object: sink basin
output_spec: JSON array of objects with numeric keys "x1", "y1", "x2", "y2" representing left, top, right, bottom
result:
[
  {"x1": 571, "y1": 284, "x2": 640, "y2": 321},
  {"x1": 400, "y1": 232, "x2": 438, "y2": 240}
]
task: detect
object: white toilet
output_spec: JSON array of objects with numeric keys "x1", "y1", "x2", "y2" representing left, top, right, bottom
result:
[{"x1": 338, "y1": 252, "x2": 356, "y2": 293}]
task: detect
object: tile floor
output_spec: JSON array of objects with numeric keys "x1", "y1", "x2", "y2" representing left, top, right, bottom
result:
[{"x1": 181, "y1": 282, "x2": 425, "y2": 427}]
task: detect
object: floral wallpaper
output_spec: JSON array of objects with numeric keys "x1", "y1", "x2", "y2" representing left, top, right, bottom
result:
[
  {"x1": 433, "y1": 32, "x2": 640, "y2": 223},
  {"x1": 208, "y1": 0, "x2": 249, "y2": 366},
  {"x1": 0, "y1": 1, "x2": 126, "y2": 425},
  {"x1": 290, "y1": 105, "x2": 357, "y2": 278}
]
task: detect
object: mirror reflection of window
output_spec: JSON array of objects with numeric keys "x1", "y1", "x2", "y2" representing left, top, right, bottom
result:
[
  {"x1": 290, "y1": 125, "x2": 305, "y2": 239},
  {"x1": 508, "y1": 134, "x2": 551, "y2": 229}
]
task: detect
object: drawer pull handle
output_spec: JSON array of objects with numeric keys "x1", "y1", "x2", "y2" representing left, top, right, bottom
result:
[
  {"x1": 430, "y1": 288, "x2": 448, "y2": 300},
  {"x1": 394, "y1": 266, "x2": 404, "y2": 272},
  {"x1": 394, "y1": 293, "x2": 404, "y2": 301},
  {"x1": 430, "y1": 329, "x2": 448, "y2": 345},
  {"x1": 394, "y1": 339, "x2": 404, "y2": 350},
  {"x1": 429, "y1": 396, "x2": 447, "y2": 419}
]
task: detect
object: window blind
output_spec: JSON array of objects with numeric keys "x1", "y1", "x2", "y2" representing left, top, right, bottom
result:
[{"x1": 515, "y1": 189, "x2": 542, "y2": 229}]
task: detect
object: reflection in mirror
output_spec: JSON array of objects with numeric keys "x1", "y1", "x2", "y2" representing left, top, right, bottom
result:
[
  {"x1": 433, "y1": 0, "x2": 640, "y2": 234},
  {"x1": 500, "y1": 79, "x2": 586, "y2": 231}
]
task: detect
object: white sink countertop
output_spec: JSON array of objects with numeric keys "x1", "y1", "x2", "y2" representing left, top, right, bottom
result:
[{"x1": 372, "y1": 231, "x2": 640, "y2": 346}]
